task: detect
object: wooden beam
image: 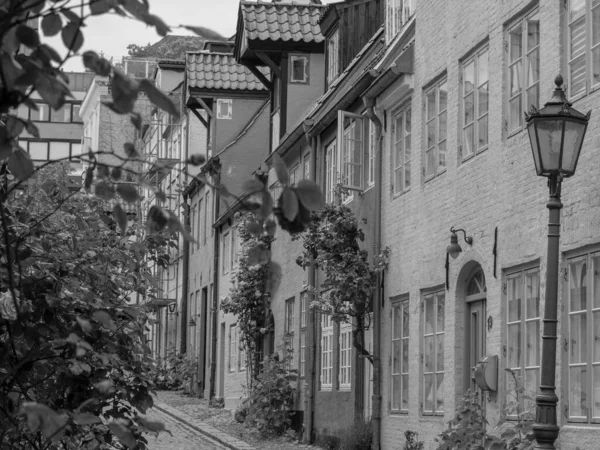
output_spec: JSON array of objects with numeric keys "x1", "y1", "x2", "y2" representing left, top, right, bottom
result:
[
  {"x1": 190, "y1": 95, "x2": 215, "y2": 119},
  {"x1": 247, "y1": 64, "x2": 273, "y2": 91},
  {"x1": 190, "y1": 107, "x2": 208, "y2": 128},
  {"x1": 256, "y1": 52, "x2": 281, "y2": 78}
]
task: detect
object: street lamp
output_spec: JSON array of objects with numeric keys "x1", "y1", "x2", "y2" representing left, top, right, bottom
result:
[{"x1": 525, "y1": 74, "x2": 590, "y2": 449}]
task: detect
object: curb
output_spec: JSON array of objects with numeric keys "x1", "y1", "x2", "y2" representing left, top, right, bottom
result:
[{"x1": 153, "y1": 402, "x2": 255, "y2": 450}]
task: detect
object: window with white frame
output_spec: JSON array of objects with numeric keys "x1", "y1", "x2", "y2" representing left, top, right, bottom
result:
[
  {"x1": 327, "y1": 28, "x2": 340, "y2": 86},
  {"x1": 217, "y1": 99, "x2": 232, "y2": 120},
  {"x1": 231, "y1": 226, "x2": 238, "y2": 270},
  {"x1": 289, "y1": 164, "x2": 300, "y2": 186},
  {"x1": 422, "y1": 290, "x2": 445, "y2": 415},
  {"x1": 505, "y1": 267, "x2": 540, "y2": 416},
  {"x1": 338, "y1": 111, "x2": 366, "y2": 194},
  {"x1": 461, "y1": 47, "x2": 489, "y2": 160},
  {"x1": 424, "y1": 79, "x2": 447, "y2": 179},
  {"x1": 285, "y1": 298, "x2": 295, "y2": 335},
  {"x1": 325, "y1": 140, "x2": 338, "y2": 204},
  {"x1": 203, "y1": 192, "x2": 209, "y2": 244},
  {"x1": 272, "y1": 109, "x2": 281, "y2": 151},
  {"x1": 197, "y1": 199, "x2": 203, "y2": 252},
  {"x1": 391, "y1": 298, "x2": 409, "y2": 413},
  {"x1": 386, "y1": 0, "x2": 415, "y2": 42},
  {"x1": 270, "y1": 181, "x2": 283, "y2": 202},
  {"x1": 222, "y1": 231, "x2": 230, "y2": 274},
  {"x1": 321, "y1": 314, "x2": 333, "y2": 389},
  {"x1": 229, "y1": 324, "x2": 237, "y2": 372},
  {"x1": 565, "y1": 251, "x2": 600, "y2": 423},
  {"x1": 303, "y1": 153, "x2": 310, "y2": 179},
  {"x1": 392, "y1": 106, "x2": 411, "y2": 194},
  {"x1": 290, "y1": 55, "x2": 309, "y2": 84},
  {"x1": 507, "y1": 10, "x2": 540, "y2": 134},
  {"x1": 300, "y1": 330, "x2": 306, "y2": 377},
  {"x1": 368, "y1": 119, "x2": 376, "y2": 187},
  {"x1": 300, "y1": 291, "x2": 308, "y2": 377},
  {"x1": 340, "y1": 322, "x2": 352, "y2": 390},
  {"x1": 238, "y1": 327, "x2": 246, "y2": 371},
  {"x1": 567, "y1": 0, "x2": 600, "y2": 98}
]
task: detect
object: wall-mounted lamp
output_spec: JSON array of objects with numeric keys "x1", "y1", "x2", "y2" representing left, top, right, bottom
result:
[{"x1": 447, "y1": 227, "x2": 473, "y2": 259}]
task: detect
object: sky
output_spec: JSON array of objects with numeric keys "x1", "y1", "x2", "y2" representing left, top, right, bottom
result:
[{"x1": 60, "y1": 0, "x2": 333, "y2": 71}]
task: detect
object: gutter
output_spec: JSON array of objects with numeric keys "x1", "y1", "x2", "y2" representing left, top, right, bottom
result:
[
  {"x1": 209, "y1": 158, "x2": 222, "y2": 401},
  {"x1": 180, "y1": 113, "x2": 192, "y2": 355}
]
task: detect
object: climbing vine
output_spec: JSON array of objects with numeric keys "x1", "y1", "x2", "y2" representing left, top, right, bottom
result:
[{"x1": 295, "y1": 204, "x2": 389, "y2": 362}]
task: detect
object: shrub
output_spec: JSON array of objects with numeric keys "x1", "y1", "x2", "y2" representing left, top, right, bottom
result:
[
  {"x1": 241, "y1": 355, "x2": 297, "y2": 437},
  {"x1": 150, "y1": 348, "x2": 197, "y2": 391},
  {"x1": 337, "y1": 419, "x2": 372, "y2": 450},
  {"x1": 404, "y1": 430, "x2": 424, "y2": 450}
]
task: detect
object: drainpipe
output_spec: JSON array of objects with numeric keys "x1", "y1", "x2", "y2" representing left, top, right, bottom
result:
[
  {"x1": 364, "y1": 99, "x2": 383, "y2": 450},
  {"x1": 302, "y1": 119, "x2": 317, "y2": 444},
  {"x1": 208, "y1": 157, "x2": 222, "y2": 401},
  {"x1": 180, "y1": 116, "x2": 192, "y2": 355}
]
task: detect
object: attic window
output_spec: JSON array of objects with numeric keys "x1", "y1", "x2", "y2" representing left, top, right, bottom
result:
[
  {"x1": 289, "y1": 55, "x2": 309, "y2": 84},
  {"x1": 216, "y1": 99, "x2": 232, "y2": 120}
]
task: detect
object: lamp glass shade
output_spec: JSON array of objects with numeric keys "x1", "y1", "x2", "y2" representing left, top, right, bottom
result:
[
  {"x1": 447, "y1": 241, "x2": 462, "y2": 259},
  {"x1": 561, "y1": 119, "x2": 587, "y2": 174},
  {"x1": 528, "y1": 123, "x2": 541, "y2": 175},
  {"x1": 535, "y1": 119, "x2": 563, "y2": 173}
]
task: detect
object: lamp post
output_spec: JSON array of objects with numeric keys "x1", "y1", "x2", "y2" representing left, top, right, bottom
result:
[{"x1": 525, "y1": 74, "x2": 590, "y2": 449}]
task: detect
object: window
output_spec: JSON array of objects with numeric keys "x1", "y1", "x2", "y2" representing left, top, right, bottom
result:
[
  {"x1": 71, "y1": 143, "x2": 82, "y2": 157},
  {"x1": 271, "y1": 109, "x2": 281, "y2": 151},
  {"x1": 505, "y1": 267, "x2": 540, "y2": 415},
  {"x1": 216, "y1": 99, "x2": 232, "y2": 120},
  {"x1": 325, "y1": 140, "x2": 337, "y2": 204},
  {"x1": 290, "y1": 55, "x2": 309, "y2": 83},
  {"x1": 424, "y1": 79, "x2": 448, "y2": 179},
  {"x1": 386, "y1": 0, "x2": 415, "y2": 42},
  {"x1": 51, "y1": 103, "x2": 71, "y2": 123},
  {"x1": 340, "y1": 322, "x2": 352, "y2": 390},
  {"x1": 327, "y1": 29, "x2": 340, "y2": 86},
  {"x1": 238, "y1": 327, "x2": 246, "y2": 371},
  {"x1": 203, "y1": 192, "x2": 209, "y2": 244},
  {"x1": 300, "y1": 331, "x2": 306, "y2": 377},
  {"x1": 222, "y1": 231, "x2": 230, "y2": 274},
  {"x1": 285, "y1": 298, "x2": 295, "y2": 335},
  {"x1": 286, "y1": 335, "x2": 295, "y2": 370},
  {"x1": 72, "y1": 104, "x2": 82, "y2": 122},
  {"x1": 300, "y1": 292, "x2": 308, "y2": 377},
  {"x1": 368, "y1": 120, "x2": 377, "y2": 187},
  {"x1": 338, "y1": 111, "x2": 366, "y2": 193},
  {"x1": 391, "y1": 298, "x2": 409, "y2": 413},
  {"x1": 229, "y1": 324, "x2": 237, "y2": 372},
  {"x1": 301, "y1": 291, "x2": 308, "y2": 328},
  {"x1": 30, "y1": 104, "x2": 49, "y2": 122},
  {"x1": 392, "y1": 106, "x2": 411, "y2": 194},
  {"x1": 28, "y1": 141, "x2": 49, "y2": 160},
  {"x1": 197, "y1": 199, "x2": 203, "y2": 252},
  {"x1": 507, "y1": 10, "x2": 540, "y2": 134},
  {"x1": 461, "y1": 47, "x2": 489, "y2": 160},
  {"x1": 191, "y1": 206, "x2": 196, "y2": 254},
  {"x1": 269, "y1": 181, "x2": 283, "y2": 202},
  {"x1": 422, "y1": 290, "x2": 445, "y2": 415},
  {"x1": 231, "y1": 226, "x2": 238, "y2": 269},
  {"x1": 289, "y1": 164, "x2": 300, "y2": 186},
  {"x1": 303, "y1": 153, "x2": 310, "y2": 180},
  {"x1": 49, "y1": 142, "x2": 70, "y2": 159},
  {"x1": 565, "y1": 251, "x2": 600, "y2": 423},
  {"x1": 321, "y1": 314, "x2": 333, "y2": 389},
  {"x1": 567, "y1": 0, "x2": 600, "y2": 98}
]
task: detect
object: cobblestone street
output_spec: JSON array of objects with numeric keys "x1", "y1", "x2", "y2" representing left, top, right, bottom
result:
[{"x1": 143, "y1": 408, "x2": 229, "y2": 450}]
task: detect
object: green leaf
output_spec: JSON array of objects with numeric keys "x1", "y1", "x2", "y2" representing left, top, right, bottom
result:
[
  {"x1": 187, "y1": 154, "x2": 205, "y2": 166},
  {"x1": 130, "y1": 112, "x2": 142, "y2": 131},
  {"x1": 76, "y1": 316, "x2": 92, "y2": 333},
  {"x1": 146, "y1": 205, "x2": 169, "y2": 234},
  {"x1": 90, "y1": 0, "x2": 113, "y2": 15},
  {"x1": 25, "y1": 120, "x2": 40, "y2": 138},
  {"x1": 19, "y1": 403, "x2": 67, "y2": 443},
  {"x1": 141, "y1": 13, "x2": 170, "y2": 36},
  {"x1": 82, "y1": 51, "x2": 112, "y2": 76},
  {"x1": 111, "y1": 69, "x2": 139, "y2": 114},
  {"x1": 8, "y1": 148, "x2": 34, "y2": 181},
  {"x1": 116, "y1": 183, "x2": 139, "y2": 203},
  {"x1": 295, "y1": 180, "x2": 324, "y2": 211},
  {"x1": 272, "y1": 153, "x2": 288, "y2": 185},
  {"x1": 242, "y1": 178, "x2": 264, "y2": 194},
  {"x1": 5, "y1": 116, "x2": 24, "y2": 138},
  {"x1": 92, "y1": 310, "x2": 116, "y2": 330},
  {"x1": 16, "y1": 25, "x2": 40, "y2": 48},
  {"x1": 123, "y1": 142, "x2": 138, "y2": 158},
  {"x1": 113, "y1": 204, "x2": 128, "y2": 234},
  {"x1": 108, "y1": 420, "x2": 137, "y2": 449},
  {"x1": 94, "y1": 379, "x2": 115, "y2": 394},
  {"x1": 61, "y1": 22, "x2": 84, "y2": 53},
  {"x1": 247, "y1": 243, "x2": 270, "y2": 266},
  {"x1": 35, "y1": 73, "x2": 70, "y2": 109},
  {"x1": 281, "y1": 187, "x2": 299, "y2": 221},
  {"x1": 135, "y1": 415, "x2": 167, "y2": 434},
  {"x1": 94, "y1": 181, "x2": 115, "y2": 201},
  {"x1": 246, "y1": 221, "x2": 262, "y2": 237},
  {"x1": 73, "y1": 413, "x2": 102, "y2": 425},
  {"x1": 41, "y1": 13, "x2": 63, "y2": 36},
  {"x1": 139, "y1": 79, "x2": 179, "y2": 119},
  {"x1": 166, "y1": 211, "x2": 194, "y2": 242},
  {"x1": 111, "y1": 166, "x2": 122, "y2": 180},
  {"x1": 183, "y1": 25, "x2": 225, "y2": 40}
]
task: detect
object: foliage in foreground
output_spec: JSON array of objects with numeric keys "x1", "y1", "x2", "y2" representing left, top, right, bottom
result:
[
  {"x1": 150, "y1": 347, "x2": 197, "y2": 391},
  {"x1": 0, "y1": 164, "x2": 173, "y2": 449},
  {"x1": 336, "y1": 419, "x2": 372, "y2": 450},
  {"x1": 237, "y1": 355, "x2": 297, "y2": 438}
]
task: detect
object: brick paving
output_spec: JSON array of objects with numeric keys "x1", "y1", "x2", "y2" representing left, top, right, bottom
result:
[{"x1": 144, "y1": 407, "x2": 229, "y2": 450}]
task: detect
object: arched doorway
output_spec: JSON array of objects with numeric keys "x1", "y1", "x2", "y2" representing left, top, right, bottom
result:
[{"x1": 464, "y1": 267, "x2": 487, "y2": 393}]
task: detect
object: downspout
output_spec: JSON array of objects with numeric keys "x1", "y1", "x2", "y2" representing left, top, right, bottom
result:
[
  {"x1": 180, "y1": 115, "x2": 192, "y2": 354},
  {"x1": 208, "y1": 157, "x2": 222, "y2": 401},
  {"x1": 364, "y1": 98, "x2": 383, "y2": 450},
  {"x1": 302, "y1": 119, "x2": 317, "y2": 445}
]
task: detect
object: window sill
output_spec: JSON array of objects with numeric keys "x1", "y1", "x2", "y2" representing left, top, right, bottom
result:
[
  {"x1": 507, "y1": 127, "x2": 524, "y2": 140},
  {"x1": 392, "y1": 187, "x2": 410, "y2": 199},
  {"x1": 320, "y1": 386, "x2": 333, "y2": 392},
  {"x1": 424, "y1": 169, "x2": 446, "y2": 184},
  {"x1": 389, "y1": 411, "x2": 408, "y2": 416},
  {"x1": 460, "y1": 146, "x2": 488, "y2": 165},
  {"x1": 339, "y1": 386, "x2": 351, "y2": 392}
]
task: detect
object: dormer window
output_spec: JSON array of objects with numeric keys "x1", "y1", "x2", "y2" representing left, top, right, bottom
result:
[
  {"x1": 327, "y1": 28, "x2": 340, "y2": 86},
  {"x1": 290, "y1": 55, "x2": 309, "y2": 83}
]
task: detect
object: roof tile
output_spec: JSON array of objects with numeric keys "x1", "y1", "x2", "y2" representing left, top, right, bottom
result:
[
  {"x1": 186, "y1": 52, "x2": 269, "y2": 91},
  {"x1": 240, "y1": 1, "x2": 325, "y2": 44}
]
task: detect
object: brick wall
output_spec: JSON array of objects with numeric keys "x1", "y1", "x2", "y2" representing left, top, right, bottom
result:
[{"x1": 377, "y1": 1, "x2": 600, "y2": 449}]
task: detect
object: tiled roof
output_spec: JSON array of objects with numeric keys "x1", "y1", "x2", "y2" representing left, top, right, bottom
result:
[
  {"x1": 239, "y1": 1, "x2": 325, "y2": 44},
  {"x1": 186, "y1": 51, "x2": 269, "y2": 91}
]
